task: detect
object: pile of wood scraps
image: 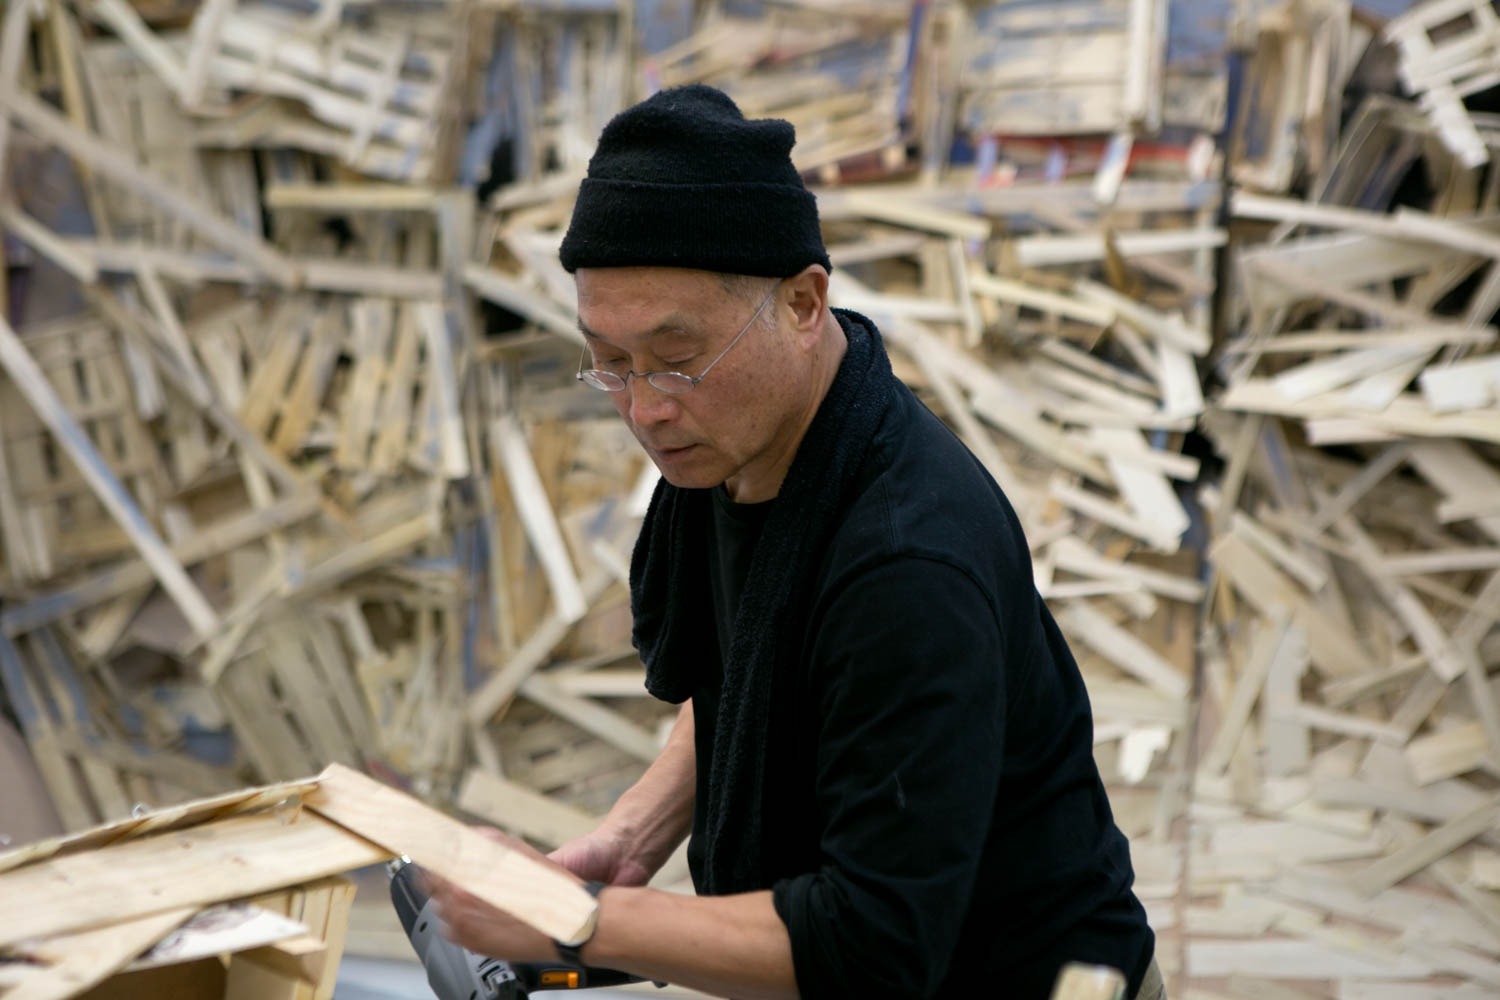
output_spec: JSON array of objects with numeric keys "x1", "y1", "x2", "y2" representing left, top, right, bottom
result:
[
  {"x1": 20, "y1": 1, "x2": 1500, "y2": 998},
  {"x1": 0, "y1": 0, "x2": 1228, "y2": 984},
  {"x1": 0, "y1": 0, "x2": 670, "y2": 853},
  {"x1": 0, "y1": 764, "x2": 599, "y2": 1000},
  {"x1": 1182, "y1": 4, "x2": 1500, "y2": 996}
]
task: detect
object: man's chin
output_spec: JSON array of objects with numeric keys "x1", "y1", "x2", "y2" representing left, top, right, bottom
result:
[{"x1": 651, "y1": 455, "x2": 726, "y2": 491}]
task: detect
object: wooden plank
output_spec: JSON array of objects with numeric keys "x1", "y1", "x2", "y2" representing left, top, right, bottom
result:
[
  {"x1": 5, "y1": 907, "x2": 196, "y2": 1000},
  {"x1": 1037, "y1": 340, "x2": 1160, "y2": 400},
  {"x1": 1202, "y1": 611, "x2": 1299, "y2": 776},
  {"x1": 1271, "y1": 346, "x2": 1431, "y2": 402},
  {"x1": 0, "y1": 201, "x2": 99, "y2": 283},
  {"x1": 178, "y1": 0, "x2": 235, "y2": 107},
  {"x1": 234, "y1": 935, "x2": 328, "y2": 990},
  {"x1": 1014, "y1": 227, "x2": 1226, "y2": 268},
  {"x1": 1407, "y1": 723, "x2": 1494, "y2": 786},
  {"x1": 269, "y1": 317, "x2": 341, "y2": 457},
  {"x1": 550, "y1": 668, "x2": 650, "y2": 698},
  {"x1": 468, "y1": 568, "x2": 612, "y2": 725},
  {"x1": 1049, "y1": 478, "x2": 1182, "y2": 552},
  {"x1": 1250, "y1": 328, "x2": 1497, "y2": 353},
  {"x1": 830, "y1": 188, "x2": 990, "y2": 240},
  {"x1": 0, "y1": 0, "x2": 41, "y2": 190},
  {"x1": 1073, "y1": 279, "x2": 1211, "y2": 354},
  {"x1": 1264, "y1": 612, "x2": 1311, "y2": 777},
  {"x1": 305, "y1": 763, "x2": 599, "y2": 945},
  {"x1": 1335, "y1": 515, "x2": 1469, "y2": 683},
  {"x1": 1309, "y1": 444, "x2": 1409, "y2": 532},
  {"x1": 84, "y1": 0, "x2": 185, "y2": 92},
  {"x1": 1155, "y1": 340, "x2": 1204, "y2": 419},
  {"x1": 1, "y1": 492, "x2": 318, "y2": 637},
  {"x1": 1100, "y1": 429, "x2": 1190, "y2": 542},
  {"x1": 1350, "y1": 796, "x2": 1500, "y2": 897},
  {"x1": 0, "y1": 810, "x2": 388, "y2": 947},
  {"x1": 1187, "y1": 939, "x2": 1432, "y2": 979},
  {"x1": 1211, "y1": 532, "x2": 1371, "y2": 678},
  {"x1": 334, "y1": 300, "x2": 391, "y2": 470},
  {"x1": 1382, "y1": 548, "x2": 1500, "y2": 576},
  {"x1": 1056, "y1": 601, "x2": 1189, "y2": 699},
  {"x1": 456, "y1": 768, "x2": 599, "y2": 848},
  {"x1": 2, "y1": 91, "x2": 296, "y2": 285},
  {"x1": 1049, "y1": 537, "x2": 1204, "y2": 603},
  {"x1": 518, "y1": 673, "x2": 661, "y2": 763},
  {"x1": 1281, "y1": 703, "x2": 1409, "y2": 745},
  {"x1": 1232, "y1": 510, "x2": 1328, "y2": 593},
  {"x1": 265, "y1": 183, "x2": 441, "y2": 212},
  {"x1": 414, "y1": 302, "x2": 470, "y2": 479},
  {"x1": 0, "y1": 317, "x2": 219, "y2": 640},
  {"x1": 1080, "y1": 427, "x2": 1198, "y2": 481},
  {"x1": 494, "y1": 414, "x2": 587, "y2": 624},
  {"x1": 464, "y1": 265, "x2": 581, "y2": 343},
  {"x1": 967, "y1": 270, "x2": 1113, "y2": 327}
]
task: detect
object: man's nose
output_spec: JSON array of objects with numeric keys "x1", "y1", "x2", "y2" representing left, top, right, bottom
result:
[{"x1": 627, "y1": 377, "x2": 678, "y2": 426}]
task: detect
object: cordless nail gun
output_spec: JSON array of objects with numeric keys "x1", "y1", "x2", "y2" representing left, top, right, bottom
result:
[{"x1": 388, "y1": 857, "x2": 647, "y2": 999}]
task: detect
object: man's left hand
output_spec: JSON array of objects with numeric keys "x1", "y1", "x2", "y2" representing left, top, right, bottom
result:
[{"x1": 424, "y1": 826, "x2": 578, "y2": 963}]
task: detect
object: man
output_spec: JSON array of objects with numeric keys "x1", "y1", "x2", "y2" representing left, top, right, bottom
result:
[{"x1": 431, "y1": 85, "x2": 1162, "y2": 1000}]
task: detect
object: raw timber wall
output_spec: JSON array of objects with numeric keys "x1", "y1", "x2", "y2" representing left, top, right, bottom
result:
[{"x1": 7, "y1": 1, "x2": 1500, "y2": 999}]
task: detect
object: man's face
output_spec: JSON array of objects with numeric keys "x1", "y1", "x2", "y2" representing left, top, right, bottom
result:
[{"x1": 575, "y1": 267, "x2": 805, "y2": 495}]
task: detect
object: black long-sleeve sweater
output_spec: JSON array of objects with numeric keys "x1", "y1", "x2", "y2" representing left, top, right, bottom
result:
[{"x1": 693, "y1": 356, "x2": 1154, "y2": 1000}]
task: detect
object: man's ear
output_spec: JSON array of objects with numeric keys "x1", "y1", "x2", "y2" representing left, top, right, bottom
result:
[{"x1": 783, "y1": 265, "x2": 830, "y2": 347}]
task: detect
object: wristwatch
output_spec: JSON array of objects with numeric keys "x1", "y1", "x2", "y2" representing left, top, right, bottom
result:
[{"x1": 553, "y1": 880, "x2": 607, "y2": 966}]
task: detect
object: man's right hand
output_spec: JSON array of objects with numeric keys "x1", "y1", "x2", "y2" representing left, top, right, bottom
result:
[{"x1": 549, "y1": 826, "x2": 656, "y2": 886}]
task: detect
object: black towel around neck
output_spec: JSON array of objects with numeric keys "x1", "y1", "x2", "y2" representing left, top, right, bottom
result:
[{"x1": 630, "y1": 309, "x2": 896, "y2": 895}]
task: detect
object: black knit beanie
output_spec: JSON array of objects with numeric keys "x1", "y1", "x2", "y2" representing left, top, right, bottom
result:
[{"x1": 559, "y1": 85, "x2": 831, "y2": 278}]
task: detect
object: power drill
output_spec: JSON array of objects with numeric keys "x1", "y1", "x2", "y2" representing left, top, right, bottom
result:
[{"x1": 388, "y1": 857, "x2": 646, "y2": 999}]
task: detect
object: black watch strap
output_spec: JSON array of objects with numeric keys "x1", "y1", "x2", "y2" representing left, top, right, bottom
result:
[{"x1": 553, "y1": 881, "x2": 607, "y2": 966}]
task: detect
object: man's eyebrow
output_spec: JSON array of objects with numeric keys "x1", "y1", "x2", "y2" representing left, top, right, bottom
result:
[{"x1": 577, "y1": 316, "x2": 701, "y2": 345}]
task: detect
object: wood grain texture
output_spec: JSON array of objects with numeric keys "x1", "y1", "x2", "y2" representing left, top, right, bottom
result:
[
  {"x1": 305, "y1": 763, "x2": 599, "y2": 945},
  {"x1": 3, "y1": 908, "x2": 196, "y2": 1000},
  {"x1": 0, "y1": 809, "x2": 388, "y2": 947}
]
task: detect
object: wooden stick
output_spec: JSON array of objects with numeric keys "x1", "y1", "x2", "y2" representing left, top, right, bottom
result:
[
  {"x1": 1335, "y1": 515, "x2": 1469, "y2": 683},
  {"x1": 519, "y1": 673, "x2": 661, "y2": 763},
  {"x1": 179, "y1": 0, "x2": 235, "y2": 107},
  {"x1": 465, "y1": 265, "x2": 581, "y2": 343},
  {"x1": 2, "y1": 492, "x2": 318, "y2": 637},
  {"x1": 307, "y1": 764, "x2": 599, "y2": 945},
  {"x1": 265, "y1": 182, "x2": 441, "y2": 212},
  {"x1": 4, "y1": 906, "x2": 196, "y2": 1000},
  {"x1": 0, "y1": 316, "x2": 219, "y2": 639},
  {"x1": 1014, "y1": 228, "x2": 1226, "y2": 268},
  {"x1": 468, "y1": 568, "x2": 613, "y2": 726},
  {"x1": 1, "y1": 90, "x2": 297, "y2": 286},
  {"x1": 1202, "y1": 611, "x2": 1298, "y2": 776},
  {"x1": 1350, "y1": 796, "x2": 1500, "y2": 897},
  {"x1": 1057, "y1": 601, "x2": 1190, "y2": 699},
  {"x1": 0, "y1": 201, "x2": 99, "y2": 283},
  {"x1": 0, "y1": 810, "x2": 387, "y2": 948},
  {"x1": 494, "y1": 413, "x2": 587, "y2": 624},
  {"x1": 0, "y1": 0, "x2": 41, "y2": 192},
  {"x1": 135, "y1": 261, "x2": 215, "y2": 406},
  {"x1": 456, "y1": 768, "x2": 599, "y2": 849}
]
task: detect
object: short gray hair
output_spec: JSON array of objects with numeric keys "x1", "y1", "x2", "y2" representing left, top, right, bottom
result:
[{"x1": 716, "y1": 274, "x2": 780, "y2": 326}]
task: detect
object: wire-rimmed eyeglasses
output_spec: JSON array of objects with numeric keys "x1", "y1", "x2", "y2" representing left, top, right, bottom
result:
[{"x1": 575, "y1": 280, "x2": 781, "y2": 395}]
